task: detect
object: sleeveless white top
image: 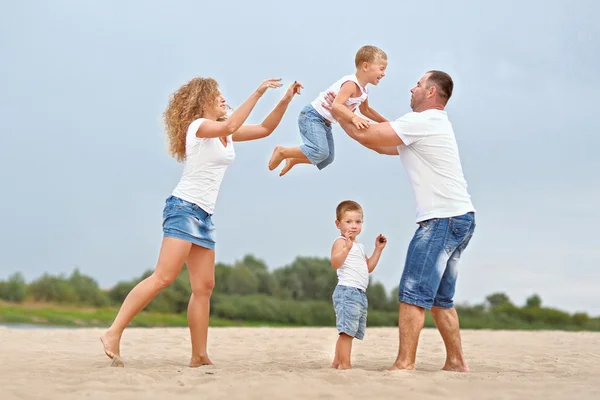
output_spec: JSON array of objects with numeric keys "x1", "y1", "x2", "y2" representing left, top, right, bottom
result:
[
  {"x1": 335, "y1": 237, "x2": 369, "y2": 291},
  {"x1": 311, "y1": 74, "x2": 368, "y2": 124},
  {"x1": 171, "y1": 118, "x2": 236, "y2": 214}
]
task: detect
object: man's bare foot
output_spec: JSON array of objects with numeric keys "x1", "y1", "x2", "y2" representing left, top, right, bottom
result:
[
  {"x1": 279, "y1": 159, "x2": 296, "y2": 176},
  {"x1": 190, "y1": 355, "x2": 213, "y2": 368},
  {"x1": 386, "y1": 362, "x2": 415, "y2": 371},
  {"x1": 330, "y1": 358, "x2": 340, "y2": 369},
  {"x1": 268, "y1": 146, "x2": 285, "y2": 171},
  {"x1": 337, "y1": 363, "x2": 351, "y2": 370},
  {"x1": 442, "y1": 360, "x2": 470, "y2": 372}
]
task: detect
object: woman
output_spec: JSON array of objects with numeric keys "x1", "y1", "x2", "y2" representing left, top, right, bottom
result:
[{"x1": 101, "y1": 76, "x2": 303, "y2": 367}]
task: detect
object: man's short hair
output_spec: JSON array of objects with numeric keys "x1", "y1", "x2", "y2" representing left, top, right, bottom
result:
[{"x1": 426, "y1": 70, "x2": 453, "y2": 104}]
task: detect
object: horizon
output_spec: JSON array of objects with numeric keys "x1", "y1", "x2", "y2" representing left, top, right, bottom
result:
[{"x1": 1, "y1": 0, "x2": 598, "y2": 316}]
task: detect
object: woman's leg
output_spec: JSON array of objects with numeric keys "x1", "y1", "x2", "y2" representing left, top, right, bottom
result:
[
  {"x1": 101, "y1": 237, "x2": 192, "y2": 364},
  {"x1": 186, "y1": 244, "x2": 216, "y2": 367}
]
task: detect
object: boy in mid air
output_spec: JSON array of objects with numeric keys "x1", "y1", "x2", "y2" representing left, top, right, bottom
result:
[
  {"x1": 330, "y1": 200, "x2": 387, "y2": 369},
  {"x1": 268, "y1": 45, "x2": 388, "y2": 176}
]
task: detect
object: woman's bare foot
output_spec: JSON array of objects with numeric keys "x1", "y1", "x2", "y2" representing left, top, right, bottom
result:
[
  {"x1": 190, "y1": 354, "x2": 213, "y2": 368},
  {"x1": 100, "y1": 330, "x2": 121, "y2": 359},
  {"x1": 100, "y1": 330, "x2": 124, "y2": 367},
  {"x1": 268, "y1": 146, "x2": 285, "y2": 170}
]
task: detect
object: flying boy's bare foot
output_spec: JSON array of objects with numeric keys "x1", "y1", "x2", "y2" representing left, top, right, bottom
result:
[
  {"x1": 279, "y1": 159, "x2": 296, "y2": 176},
  {"x1": 190, "y1": 355, "x2": 214, "y2": 368},
  {"x1": 100, "y1": 330, "x2": 124, "y2": 367},
  {"x1": 268, "y1": 146, "x2": 285, "y2": 171}
]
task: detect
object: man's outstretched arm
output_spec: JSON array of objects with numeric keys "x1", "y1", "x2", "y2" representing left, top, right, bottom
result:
[
  {"x1": 337, "y1": 118, "x2": 403, "y2": 155},
  {"x1": 323, "y1": 91, "x2": 402, "y2": 155}
]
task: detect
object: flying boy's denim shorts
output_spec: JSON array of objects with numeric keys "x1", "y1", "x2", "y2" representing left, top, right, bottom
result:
[
  {"x1": 298, "y1": 104, "x2": 335, "y2": 170},
  {"x1": 162, "y1": 195, "x2": 216, "y2": 250},
  {"x1": 332, "y1": 284, "x2": 368, "y2": 340}
]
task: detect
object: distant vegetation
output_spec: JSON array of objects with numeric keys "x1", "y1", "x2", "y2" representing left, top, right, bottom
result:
[{"x1": 1, "y1": 254, "x2": 598, "y2": 331}]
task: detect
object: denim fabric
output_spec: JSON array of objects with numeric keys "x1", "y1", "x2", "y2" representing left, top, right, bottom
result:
[
  {"x1": 298, "y1": 104, "x2": 335, "y2": 170},
  {"x1": 332, "y1": 284, "x2": 368, "y2": 340},
  {"x1": 162, "y1": 195, "x2": 216, "y2": 250},
  {"x1": 398, "y1": 212, "x2": 476, "y2": 309}
]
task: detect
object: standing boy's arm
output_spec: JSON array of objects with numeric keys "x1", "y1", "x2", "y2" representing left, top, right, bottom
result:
[
  {"x1": 358, "y1": 99, "x2": 388, "y2": 123},
  {"x1": 366, "y1": 249, "x2": 383, "y2": 272},
  {"x1": 367, "y1": 234, "x2": 387, "y2": 272},
  {"x1": 331, "y1": 238, "x2": 353, "y2": 269},
  {"x1": 331, "y1": 82, "x2": 370, "y2": 129}
]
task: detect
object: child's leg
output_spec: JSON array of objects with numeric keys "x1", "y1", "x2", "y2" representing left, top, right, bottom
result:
[
  {"x1": 279, "y1": 157, "x2": 312, "y2": 176},
  {"x1": 331, "y1": 336, "x2": 341, "y2": 368},
  {"x1": 336, "y1": 333, "x2": 354, "y2": 370},
  {"x1": 268, "y1": 110, "x2": 330, "y2": 172},
  {"x1": 332, "y1": 285, "x2": 364, "y2": 370},
  {"x1": 268, "y1": 146, "x2": 310, "y2": 171},
  {"x1": 315, "y1": 125, "x2": 335, "y2": 170}
]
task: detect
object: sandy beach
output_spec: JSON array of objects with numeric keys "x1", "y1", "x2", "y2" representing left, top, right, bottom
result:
[{"x1": 1, "y1": 326, "x2": 598, "y2": 400}]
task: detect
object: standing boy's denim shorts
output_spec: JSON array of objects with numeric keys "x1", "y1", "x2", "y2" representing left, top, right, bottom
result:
[
  {"x1": 332, "y1": 285, "x2": 368, "y2": 340},
  {"x1": 298, "y1": 104, "x2": 335, "y2": 170},
  {"x1": 162, "y1": 195, "x2": 216, "y2": 250},
  {"x1": 398, "y1": 212, "x2": 476, "y2": 309}
]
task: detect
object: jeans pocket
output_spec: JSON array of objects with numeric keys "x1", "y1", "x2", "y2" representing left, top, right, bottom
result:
[{"x1": 449, "y1": 214, "x2": 473, "y2": 241}]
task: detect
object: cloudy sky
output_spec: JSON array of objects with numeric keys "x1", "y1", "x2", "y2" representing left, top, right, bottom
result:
[{"x1": 1, "y1": 0, "x2": 598, "y2": 315}]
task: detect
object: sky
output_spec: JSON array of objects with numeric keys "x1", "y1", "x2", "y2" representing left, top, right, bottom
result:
[{"x1": 1, "y1": 0, "x2": 599, "y2": 315}]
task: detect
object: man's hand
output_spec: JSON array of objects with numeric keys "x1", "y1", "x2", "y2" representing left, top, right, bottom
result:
[{"x1": 322, "y1": 91, "x2": 336, "y2": 112}]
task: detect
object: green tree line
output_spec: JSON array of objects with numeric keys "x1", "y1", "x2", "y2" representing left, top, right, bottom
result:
[{"x1": 0, "y1": 254, "x2": 598, "y2": 331}]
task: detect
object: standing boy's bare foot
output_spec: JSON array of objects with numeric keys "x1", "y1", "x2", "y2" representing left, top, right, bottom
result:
[
  {"x1": 268, "y1": 146, "x2": 285, "y2": 170},
  {"x1": 190, "y1": 355, "x2": 214, "y2": 368},
  {"x1": 337, "y1": 363, "x2": 352, "y2": 370}
]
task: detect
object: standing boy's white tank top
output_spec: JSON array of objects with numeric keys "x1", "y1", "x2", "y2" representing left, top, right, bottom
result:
[
  {"x1": 311, "y1": 74, "x2": 368, "y2": 124},
  {"x1": 336, "y1": 237, "x2": 369, "y2": 291},
  {"x1": 172, "y1": 118, "x2": 236, "y2": 214}
]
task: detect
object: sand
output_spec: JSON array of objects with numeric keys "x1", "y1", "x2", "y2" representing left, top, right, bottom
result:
[{"x1": 0, "y1": 326, "x2": 598, "y2": 400}]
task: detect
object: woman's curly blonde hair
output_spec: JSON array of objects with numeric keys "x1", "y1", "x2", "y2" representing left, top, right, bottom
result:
[{"x1": 163, "y1": 77, "x2": 225, "y2": 162}]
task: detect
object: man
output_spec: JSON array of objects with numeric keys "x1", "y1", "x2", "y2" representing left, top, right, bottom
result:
[{"x1": 325, "y1": 70, "x2": 476, "y2": 372}]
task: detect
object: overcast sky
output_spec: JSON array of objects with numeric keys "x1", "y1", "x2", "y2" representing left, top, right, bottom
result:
[{"x1": 1, "y1": 0, "x2": 598, "y2": 315}]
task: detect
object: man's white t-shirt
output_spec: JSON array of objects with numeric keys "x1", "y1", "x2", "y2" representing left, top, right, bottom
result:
[
  {"x1": 389, "y1": 109, "x2": 475, "y2": 223},
  {"x1": 171, "y1": 118, "x2": 236, "y2": 214},
  {"x1": 336, "y1": 238, "x2": 369, "y2": 291}
]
